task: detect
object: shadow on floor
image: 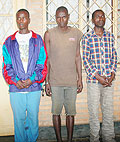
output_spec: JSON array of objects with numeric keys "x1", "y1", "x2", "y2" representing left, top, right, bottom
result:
[
  {"x1": 0, "y1": 135, "x2": 120, "y2": 142},
  {"x1": 38, "y1": 122, "x2": 120, "y2": 141},
  {"x1": 0, "y1": 122, "x2": 120, "y2": 142}
]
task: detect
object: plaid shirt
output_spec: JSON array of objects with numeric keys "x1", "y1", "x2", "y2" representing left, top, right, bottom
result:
[{"x1": 82, "y1": 29, "x2": 117, "y2": 83}]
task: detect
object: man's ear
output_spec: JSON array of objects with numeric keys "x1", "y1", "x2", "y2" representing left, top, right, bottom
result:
[
  {"x1": 29, "y1": 18, "x2": 30, "y2": 24},
  {"x1": 92, "y1": 19, "x2": 94, "y2": 24},
  {"x1": 68, "y1": 14, "x2": 70, "y2": 19}
]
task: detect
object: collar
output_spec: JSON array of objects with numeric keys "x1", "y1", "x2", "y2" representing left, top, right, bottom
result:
[
  {"x1": 91, "y1": 28, "x2": 107, "y2": 38},
  {"x1": 11, "y1": 30, "x2": 37, "y2": 40}
]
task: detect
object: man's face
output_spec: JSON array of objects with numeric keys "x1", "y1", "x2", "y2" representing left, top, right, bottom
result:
[
  {"x1": 56, "y1": 10, "x2": 69, "y2": 28},
  {"x1": 16, "y1": 11, "x2": 30, "y2": 31},
  {"x1": 92, "y1": 11, "x2": 106, "y2": 28}
]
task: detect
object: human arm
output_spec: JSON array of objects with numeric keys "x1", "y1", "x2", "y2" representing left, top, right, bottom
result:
[
  {"x1": 2, "y1": 44, "x2": 21, "y2": 86},
  {"x1": 44, "y1": 31, "x2": 52, "y2": 96},
  {"x1": 110, "y1": 34, "x2": 117, "y2": 72},
  {"x1": 108, "y1": 34, "x2": 117, "y2": 84},
  {"x1": 28, "y1": 37, "x2": 48, "y2": 86},
  {"x1": 82, "y1": 36, "x2": 99, "y2": 79},
  {"x1": 75, "y1": 39, "x2": 83, "y2": 93}
]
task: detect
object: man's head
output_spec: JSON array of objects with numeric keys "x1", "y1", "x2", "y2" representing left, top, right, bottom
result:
[
  {"x1": 16, "y1": 9, "x2": 30, "y2": 32},
  {"x1": 55, "y1": 6, "x2": 69, "y2": 28},
  {"x1": 92, "y1": 9, "x2": 106, "y2": 28}
]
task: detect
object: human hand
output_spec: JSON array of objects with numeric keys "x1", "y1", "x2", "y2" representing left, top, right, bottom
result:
[
  {"x1": 95, "y1": 73, "x2": 111, "y2": 87},
  {"x1": 22, "y1": 79, "x2": 32, "y2": 88},
  {"x1": 16, "y1": 80, "x2": 25, "y2": 89},
  {"x1": 101, "y1": 76, "x2": 112, "y2": 87},
  {"x1": 77, "y1": 79, "x2": 83, "y2": 93},
  {"x1": 45, "y1": 83, "x2": 52, "y2": 96},
  {"x1": 98, "y1": 76, "x2": 111, "y2": 87},
  {"x1": 107, "y1": 72, "x2": 115, "y2": 85}
]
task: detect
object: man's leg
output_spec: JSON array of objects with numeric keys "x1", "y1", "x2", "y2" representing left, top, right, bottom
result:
[
  {"x1": 64, "y1": 87, "x2": 77, "y2": 142},
  {"x1": 53, "y1": 115, "x2": 62, "y2": 142},
  {"x1": 66, "y1": 115, "x2": 74, "y2": 142},
  {"x1": 51, "y1": 87, "x2": 64, "y2": 142},
  {"x1": 26, "y1": 91, "x2": 41, "y2": 142},
  {"x1": 100, "y1": 83, "x2": 116, "y2": 142},
  {"x1": 10, "y1": 92, "x2": 27, "y2": 142},
  {"x1": 87, "y1": 83, "x2": 101, "y2": 142}
]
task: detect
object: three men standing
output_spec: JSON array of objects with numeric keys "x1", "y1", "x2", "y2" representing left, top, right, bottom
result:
[{"x1": 2, "y1": 6, "x2": 117, "y2": 142}]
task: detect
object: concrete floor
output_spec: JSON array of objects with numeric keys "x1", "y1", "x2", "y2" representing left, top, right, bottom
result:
[
  {"x1": 0, "y1": 136, "x2": 120, "y2": 142},
  {"x1": 37, "y1": 123, "x2": 120, "y2": 142},
  {"x1": 0, "y1": 122, "x2": 120, "y2": 142}
]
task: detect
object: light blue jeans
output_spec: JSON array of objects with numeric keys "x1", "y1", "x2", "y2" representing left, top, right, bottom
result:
[{"x1": 10, "y1": 91, "x2": 41, "y2": 142}]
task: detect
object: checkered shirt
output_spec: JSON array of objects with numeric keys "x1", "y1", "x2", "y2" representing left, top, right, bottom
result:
[{"x1": 82, "y1": 29, "x2": 117, "y2": 83}]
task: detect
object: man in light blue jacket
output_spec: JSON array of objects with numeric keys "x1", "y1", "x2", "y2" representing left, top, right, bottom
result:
[{"x1": 2, "y1": 9, "x2": 47, "y2": 142}]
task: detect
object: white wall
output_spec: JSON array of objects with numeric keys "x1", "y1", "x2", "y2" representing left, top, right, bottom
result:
[{"x1": 0, "y1": 71, "x2": 14, "y2": 135}]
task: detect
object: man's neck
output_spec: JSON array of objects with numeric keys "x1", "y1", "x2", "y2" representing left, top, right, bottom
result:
[
  {"x1": 94, "y1": 26, "x2": 104, "y2": 37},
  {"x1": 19, "y1": 29, "x2": 30, "y2": 34},
  {"x1": 58, "y1": 26, "x2": 69, "y2": 32}
]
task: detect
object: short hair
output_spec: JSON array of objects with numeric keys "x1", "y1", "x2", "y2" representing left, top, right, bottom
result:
[
  {"x1": 56, "y1": 6, "x2": 68, "y2": 14},
  {"x1": 16, "y1": 9, "x2": 30, "y2": 18},
  {"x1": 92, "y1": 9, "x2": 105, "y2": 19}
]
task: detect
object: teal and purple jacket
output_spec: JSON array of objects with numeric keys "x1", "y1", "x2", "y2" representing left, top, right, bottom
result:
[{"x1": 2, "y1": 31, "x2": 47, "y2": 92}]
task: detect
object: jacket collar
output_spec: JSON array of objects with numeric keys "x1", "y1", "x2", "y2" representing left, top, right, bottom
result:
[{"x1": 11, "y1": 30, "x2": 37, "y2": 40}]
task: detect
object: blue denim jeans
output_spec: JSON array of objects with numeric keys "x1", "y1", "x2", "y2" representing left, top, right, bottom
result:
[{"x1": 10, "y1": 91, "x2": 41, "y2": 142}]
